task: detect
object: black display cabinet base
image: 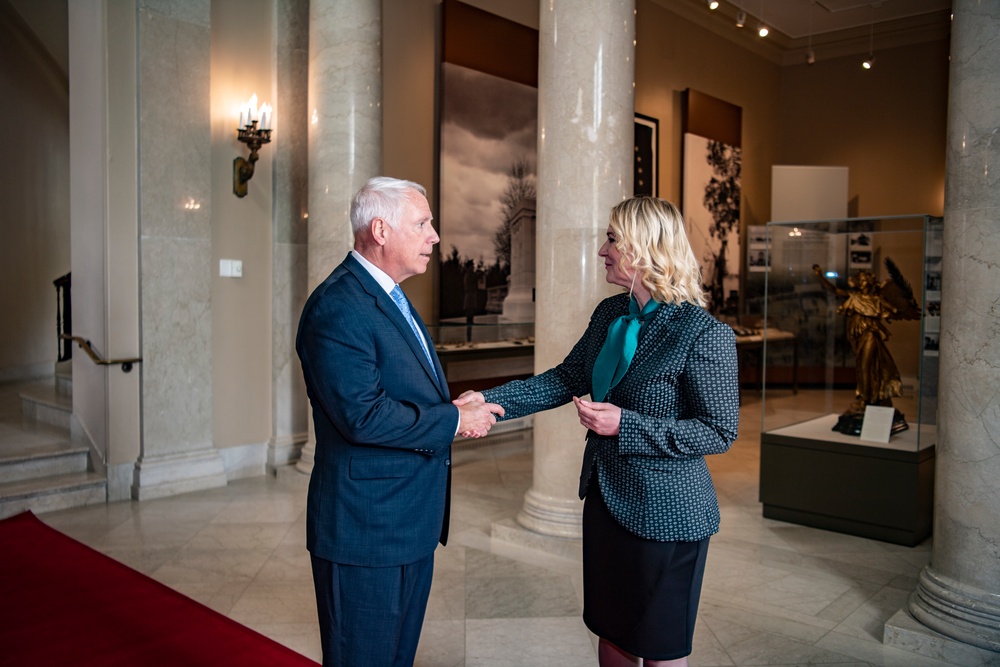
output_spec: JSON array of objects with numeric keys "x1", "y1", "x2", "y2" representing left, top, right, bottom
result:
[{"x1": 760, "y1": 414, "x2": 935, "y2": 547}]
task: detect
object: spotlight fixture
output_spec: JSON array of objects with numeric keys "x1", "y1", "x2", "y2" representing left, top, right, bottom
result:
[
  {"x1": 862, "y1": 5, "x2": 876, "y2": 71},
  {"x1": 233, "y1": 93, "x2": 273, "y2": 198},
  {"x1": 708, "y1": 0, "x2": 719, "y2": 9},
  {"x1": 735, "y1": 10, "x2": 747, "y2": 27},
  {"x1": 806, "y1": 0, "x2": 815, "y2": 65},
  {"x1": 757, "y1": 0, "x2": 768, "y2": 37}
]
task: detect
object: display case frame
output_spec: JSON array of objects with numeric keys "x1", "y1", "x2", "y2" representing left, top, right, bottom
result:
[{"x1": 757, "y1": 215, "x2": 942, "y2": 546}]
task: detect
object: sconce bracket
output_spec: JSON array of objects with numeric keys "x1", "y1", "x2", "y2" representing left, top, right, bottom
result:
[{"x1": 233, "y1": 123, "x2": 272, "y2": 198}]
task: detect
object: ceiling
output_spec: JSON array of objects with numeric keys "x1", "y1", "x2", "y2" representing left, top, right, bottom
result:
[
  {"x1": 724, "y1": 0, "x2": 953, "y2": 40},
  {"x1": 664, "y1": 0, "x2": 952, "y2": 65}
]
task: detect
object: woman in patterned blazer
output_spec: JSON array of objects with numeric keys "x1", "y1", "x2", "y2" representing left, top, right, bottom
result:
[{"x1": 458, "y1": 196, "x2": 739, "y2": 666}]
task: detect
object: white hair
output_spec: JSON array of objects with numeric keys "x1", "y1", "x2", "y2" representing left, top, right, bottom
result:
[{"x1": 350, "y1": 176, "x2": 427, "y2": 235}]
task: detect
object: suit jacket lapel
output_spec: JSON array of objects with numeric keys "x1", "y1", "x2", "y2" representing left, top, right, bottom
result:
[{"x1": 344, "y1": 254, "x2": 449, "y2": 400}]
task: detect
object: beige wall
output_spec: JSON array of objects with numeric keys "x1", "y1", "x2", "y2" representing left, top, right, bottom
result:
[
  {"x1": 778, "y1": 40, "x2": 949, "y2": 381},
  {"x1": 778, "y1": 39, "x2": 949, "y2": 218},
  {"x1": 210, "y1": 0, "x2": 274, "y2": 449},
  {"x1": 636, "y1": 0, "x2": 782, "y2": 230},
  {"x1": 0, "y1": 4, "x2": 70, "y2": 380}
]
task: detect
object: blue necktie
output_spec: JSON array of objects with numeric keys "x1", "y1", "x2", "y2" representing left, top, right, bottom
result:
[{"x1": 390, "y1": 285, "x2": 439, "y2": 381}]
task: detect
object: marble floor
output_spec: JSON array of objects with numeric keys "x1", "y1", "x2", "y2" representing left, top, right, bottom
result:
[{"x1": 8, "y1": 386, "x2": 968, "y2": 666}]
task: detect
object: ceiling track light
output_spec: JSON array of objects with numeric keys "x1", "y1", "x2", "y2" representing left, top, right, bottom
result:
[
  {"x1": 735, "y1": 10, "x2": 747, "y2": 27},
  {"x1": 708, "y1": 0, "x2": 719, "y2": 9},
  {"x1": 757, "y1": 22, "x2": 768, "y2": 37},
  {"x1": 863, "y1": 4, "x2": 876, "y2": 70},
  {"x1": 806, "y1": 0, "x2": 815, "y2": 65}
]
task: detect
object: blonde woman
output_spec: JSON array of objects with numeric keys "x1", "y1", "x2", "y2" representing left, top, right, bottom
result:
[{"x1": 457, "y1": 196, "x2": 739, "y2": 666}]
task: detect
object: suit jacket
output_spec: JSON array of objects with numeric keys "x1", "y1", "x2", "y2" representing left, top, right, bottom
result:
[
  {"x1": 296, "y1": 253, "x2": 456, "y2": 567},
  {"x1": 482, "y1": 293, "x2": 739, "y2": 542}
]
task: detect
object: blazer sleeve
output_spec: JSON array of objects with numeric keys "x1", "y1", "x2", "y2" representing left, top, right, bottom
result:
[
  {"x1": 616, "y1": 320, "x2": 739, "y2": 459},
  {"x1": 481, "y1": 307, "x2": 608, "y2": 420},
  {"x1": 298, "y1": 285, "x2": 457, "y2": 453}
]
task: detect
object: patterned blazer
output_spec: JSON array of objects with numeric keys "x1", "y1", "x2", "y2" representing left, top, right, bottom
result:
[{"x1": 482, "y1": 293, "x2": 739, "y2": 542}]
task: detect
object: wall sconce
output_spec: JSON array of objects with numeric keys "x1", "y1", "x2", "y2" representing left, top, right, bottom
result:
[{"x1": 233, "y1": 93, "x2": 273, "y2": 198}]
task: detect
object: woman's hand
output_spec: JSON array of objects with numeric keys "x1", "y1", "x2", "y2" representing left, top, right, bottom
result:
[{"x1": 572, "y1": 396, "x2": 621, "y2": 436}]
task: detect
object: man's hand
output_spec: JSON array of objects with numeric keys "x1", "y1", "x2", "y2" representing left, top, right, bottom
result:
[
  {"x1": 453, "y1": 390, "x2": 485, "y2": 407},
  {"x1": 456, "y1": 397, "x2": 504, "y2": 438},
  {"x1": 572, "y1": 396, "x2": 621, "y2": 436}
]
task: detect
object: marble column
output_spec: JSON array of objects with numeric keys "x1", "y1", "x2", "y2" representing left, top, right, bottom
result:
[
  {"x1": 515, "y1": 0, "x2": 635, "y2": 537},
  {"x1": 297, "y1": 0, "x2": 382, "y2": 474},
  {"x1": 132, "y1": 0, "x2": 226, "y2": 499},
  {"x1": 884, "y1": 0, "x2": 1000, "y2": 658},
  {"x1": 270, "y1": 0, "x2": 309, "y2": 472}
]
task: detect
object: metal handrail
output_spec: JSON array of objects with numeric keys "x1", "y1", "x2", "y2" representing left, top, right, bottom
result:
[{"x1": 60, "y1": 335, "x2": 142, "y2": 373}]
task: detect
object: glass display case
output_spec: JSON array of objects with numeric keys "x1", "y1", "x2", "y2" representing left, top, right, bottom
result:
[
  {"x1": 427, "y1": 320, "x2": 535, "y2": 405},
  {"x1": 757, "y1": 215, "x2": 942, "y2": 546}
]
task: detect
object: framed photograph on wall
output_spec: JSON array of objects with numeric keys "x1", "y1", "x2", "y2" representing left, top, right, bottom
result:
[
  {"x1": 634, "y1": 113, "x2": 658, "y2": 197},
  {"x1": 681, "y1": 89, "x2": 742, "y2": 317}
]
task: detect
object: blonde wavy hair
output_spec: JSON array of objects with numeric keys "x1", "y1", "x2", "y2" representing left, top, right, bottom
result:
[{"x1": 608, "y1": 196, "x2": 706, "y2": 307}]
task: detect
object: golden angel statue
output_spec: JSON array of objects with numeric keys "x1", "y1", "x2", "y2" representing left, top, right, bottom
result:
[{"x1": 812, "y1": 259, "x2": 921, "y2": 436}]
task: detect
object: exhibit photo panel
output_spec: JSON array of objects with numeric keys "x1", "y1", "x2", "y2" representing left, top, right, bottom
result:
[
  {"x1": 437, "y1": 0, "x2": 538, "y2": 347},
  {"x1": 681, "y1": 89, "x2": 742, "y2": 319}
]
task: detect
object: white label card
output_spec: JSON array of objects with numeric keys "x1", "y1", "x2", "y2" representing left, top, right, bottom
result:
[{"x1": 859, "y1": 405, "x2": 895, "y2": 443}]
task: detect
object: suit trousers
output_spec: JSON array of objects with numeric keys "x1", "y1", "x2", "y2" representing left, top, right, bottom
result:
[{"x1": 310, "y1": 552, "x2": 435, "y2": 667}]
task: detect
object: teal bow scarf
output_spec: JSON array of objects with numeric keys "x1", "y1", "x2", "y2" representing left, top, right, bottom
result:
[{"x1": 591, "y1": 297, "x2": 660, "y2": 402}]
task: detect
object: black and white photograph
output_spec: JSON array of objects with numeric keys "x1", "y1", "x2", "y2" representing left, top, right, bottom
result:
[
  {"x1": 849, "y1": 232, "x2": 871, "y2": 248},
  {"x1": 924, "y1": 332, "x2": 940, "y2": 356},
  {"x1": 682, "y1": 133, "x2": 742, "y2": 313},
  {"x1": 438, "y1": 62, "x2": 537, "y2": 327},
  {"x1": 850, "y1": 250, "x2": 872, "y2": 268}
]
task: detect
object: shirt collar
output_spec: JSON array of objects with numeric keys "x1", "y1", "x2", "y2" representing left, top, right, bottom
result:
[{"x1": 351, "y1": 249, "x2": 397, "y2": 295}]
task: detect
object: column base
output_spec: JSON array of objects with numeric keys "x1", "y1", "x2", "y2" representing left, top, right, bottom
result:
[
  {"x1": 268, "y1": 432, "x2": 306, "y2": 474},
  {"x1": 491, "y1": 517, "x2": 581, "y2": 561},
  {"x1": 132, "y1": 449, "x2": 227, "y2": 500},
  {"x1": 295, "y1": 439, "x2": 315, "y2": 475},
  {"x1": 884, "y1": 608, "x2": 1000, "y2": 663},
  {"x1": 902, "y1": 566, "x2": 1000, "y2": 653},
  {"x1": 516, "y1": 487, "x2": 583, "y2": 539}
]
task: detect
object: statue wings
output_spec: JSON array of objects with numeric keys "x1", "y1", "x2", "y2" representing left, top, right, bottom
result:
[{"x1": 881, "y1": 257, "x2": 922, "y2": 320}]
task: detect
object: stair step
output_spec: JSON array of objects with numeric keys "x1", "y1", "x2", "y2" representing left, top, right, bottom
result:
[
  {"x1": 0, "y1": 441, "x2": 89, "y2": 482},
  {"x1": 0, "y1": 471, "x2": 106, "y2": 519},
  {"x1": 20, "y1": 383, "x2": 72, "y2": 431}
]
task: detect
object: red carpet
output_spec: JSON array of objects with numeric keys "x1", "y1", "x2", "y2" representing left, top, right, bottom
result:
[{"x1": 0, "y1": 511, "x2": 318, "y2": 666}]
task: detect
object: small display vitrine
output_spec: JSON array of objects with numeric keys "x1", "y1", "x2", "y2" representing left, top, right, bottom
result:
[{"x1": 757, "y1": 215, "x2": 942, "y2": 546}]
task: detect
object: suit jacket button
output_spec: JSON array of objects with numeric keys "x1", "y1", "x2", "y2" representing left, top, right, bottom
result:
[{"x1": 445, "y1": 459, "x2": 451, "y2": 466}]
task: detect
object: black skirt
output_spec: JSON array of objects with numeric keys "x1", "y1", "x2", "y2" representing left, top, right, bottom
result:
[{"x1": 582, "y1": 481, "x2": 710, "y2": 661}]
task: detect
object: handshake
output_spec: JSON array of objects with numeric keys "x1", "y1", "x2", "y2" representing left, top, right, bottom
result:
[
  {"x1": 453, "y1": 391, "x2": 623, "y2": 439},
  {"x1": 452, "y1": 391, "x2": 504, "y2": 439}
]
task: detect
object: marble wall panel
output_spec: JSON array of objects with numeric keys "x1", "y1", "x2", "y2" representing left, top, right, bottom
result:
[
  {"x1": 138, "y1": 3, "x2": 212, "y2": 241},
  {"x1": 273, "y1": 242, "x2": 308, "y2": 440},
  {"x1": 137, "y1": 0, "x2": 213, "y2": 465},
  {"x1": 140, "y1": 237, "x2": 213, "y2": 454}
]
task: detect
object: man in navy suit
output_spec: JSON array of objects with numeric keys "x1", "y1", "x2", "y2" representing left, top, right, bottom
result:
[{"x1": 296, "y1": 176, "x2": 503, "y2": 666}]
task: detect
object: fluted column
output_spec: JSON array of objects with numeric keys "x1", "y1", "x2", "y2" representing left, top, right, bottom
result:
[
  {"x1": 894, "y1": 0, "x2": 1000, "y2": 655},
  {"x1": 297, "y1": 0, "x2": 382, "y2": 473},
  {"x1": 518, "y1": 0, "x2": 635, "y2": 537}
]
